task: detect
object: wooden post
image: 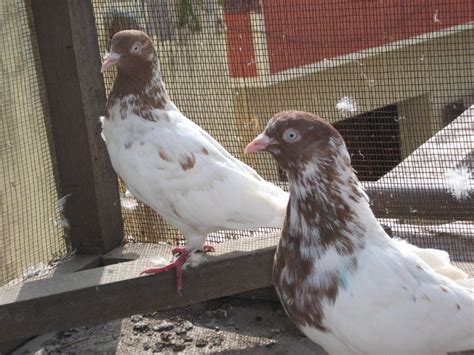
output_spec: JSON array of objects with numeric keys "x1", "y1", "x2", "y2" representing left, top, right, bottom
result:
[{"x1": 32, "y1": 0, "x2": 123, "y2": 254}]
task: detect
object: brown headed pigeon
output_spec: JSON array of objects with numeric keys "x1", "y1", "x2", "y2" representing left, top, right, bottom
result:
[
  {"x1": 99, "y1": 30, "x2": 288, "y2": 293},
  {"x1": 245, "y1": 111, "x2": 474, "y2": 355}
]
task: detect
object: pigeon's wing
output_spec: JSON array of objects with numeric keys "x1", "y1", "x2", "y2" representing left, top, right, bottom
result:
[
  {"x1": 115, "y1": 109, "x2": 288, "y2": 233},
  {"x1": 326, "y1": 240, "x2": 474, "y2": 354}
]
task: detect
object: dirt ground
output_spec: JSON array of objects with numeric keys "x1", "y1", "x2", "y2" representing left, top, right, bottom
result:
[{"x1": 13, "y1": 297, "x2": 327, "y2": 354}]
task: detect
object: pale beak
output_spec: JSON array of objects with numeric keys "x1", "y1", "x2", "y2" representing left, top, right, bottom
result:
[
  {"x1": 101, "y1": 52, "x2": 120, "y2": 73},
  {"x1": 244, "y1": 133, "x2": 272, "y2": 154}
]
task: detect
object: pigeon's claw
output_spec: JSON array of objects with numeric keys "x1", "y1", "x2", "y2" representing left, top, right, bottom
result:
[
  {"x1": 172, "y1": 244, "x2": 215, "y2": 256},
  {"x1": 140, "y1": 251, "x2": 189, "y2": 295},
  {"x1": 171, "y1": 246, "x2": 187, "y2": 256},
  {"x1": 202, "y1": 245, "x2": 215, "y2": 253}
]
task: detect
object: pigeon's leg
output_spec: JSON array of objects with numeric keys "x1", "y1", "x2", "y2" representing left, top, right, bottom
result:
[
  {"x1": 171, "y1": 246, "x2": 187, "y2": 256},
  {"x1": 172, "y1": 245, "x2": 214, "y2": 255},
  {"x1": 140, "y1": 251, "x2": 188, "y2": 294}
]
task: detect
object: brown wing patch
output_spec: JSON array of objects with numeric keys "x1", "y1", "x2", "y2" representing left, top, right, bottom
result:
[
  {"x1": 180, "y1": 153, "x2": 196, "y2": 171},
  {"x1": 158, "y1": 147, "x2": 172, "y2": 162}
]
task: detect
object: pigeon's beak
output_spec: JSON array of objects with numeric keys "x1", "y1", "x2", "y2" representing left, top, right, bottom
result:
[
  {"x1": 244, "y1": 133, "x2": 272, "y2": 154},
  {"x1": 101, "y1": 52, "x2": 120, "y2": 73}
]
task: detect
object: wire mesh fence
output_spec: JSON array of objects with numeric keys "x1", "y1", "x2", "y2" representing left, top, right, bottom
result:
[
  {"x1": 92, "y1": 0, "x2": 473, "y2": 268},
  {"x1": 0, "y1": 0, "x2": 472, "y2": 288},
  {"x1": 0, "y1": 0, "x2": 67, "y2": 286}
]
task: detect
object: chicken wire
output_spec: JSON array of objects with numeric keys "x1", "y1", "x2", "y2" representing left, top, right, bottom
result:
[
  {"x1": 92, "y1": 1, "x2": 473, "y2": 269},
  {"x1": 0, "y1": 0, "x2": 67, "y2": 286}
]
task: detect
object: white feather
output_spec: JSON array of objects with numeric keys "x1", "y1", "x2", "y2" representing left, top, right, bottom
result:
[
  {"x1": 102, "y1": 92, "x2": 288, "y2": 251},
  {"x1": 298, "y1": 204, "x2": 474, "y2": 354}
]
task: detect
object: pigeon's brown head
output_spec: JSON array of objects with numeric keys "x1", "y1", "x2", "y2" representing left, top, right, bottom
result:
[
  {"x1": 245, "y1": 111, "x2": 345, "y2": 172},
  {"x1": 101, "y1": 30, "x2": 157, "y2": 76}
]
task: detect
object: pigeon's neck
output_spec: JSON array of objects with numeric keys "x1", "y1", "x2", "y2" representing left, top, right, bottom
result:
[
  {"x1": 284, "y1": 147, "x2": 368, "y2": 259},
  {"x1": 274, "y1": 156, "x2": 367, "y2": 332},
  {"x1": 106, "y1": 62, "x2": 171, "y2": 121}
]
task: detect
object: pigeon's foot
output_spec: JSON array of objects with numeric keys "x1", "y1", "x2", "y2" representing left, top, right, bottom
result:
[
  {"x1": 171, "y1": 246, "x2": 187, "y2": 256},
  {"x1": 172, "y1": 244, "x2": 215, "y2": 255},
  {"x1": 185, "y1": 245, "x2": 215, "y2": 268},
  {"x1": 201, "y1": 244, "x2": 215, "y2": 253},
  {"x1": 140, "y1": 251, "x2": 188, "y2": 295}
]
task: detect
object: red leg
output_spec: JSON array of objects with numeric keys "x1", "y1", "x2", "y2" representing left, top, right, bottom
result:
[
  {"x1": 172, "y1": 245, "x2": 215, "y2": 255},
  {"x1": 171, "y1": 246, "x2": 187, "y2": 256},
  {"x1": 140, "y1": 251, "x2": 188, "y2": 295}
]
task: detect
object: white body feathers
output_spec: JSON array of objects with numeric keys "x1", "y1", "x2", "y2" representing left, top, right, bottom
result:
[
  {"x1": 101, "y1": 99, "x2": 288, "y2": 250},
  {"x1": 286, "y1": 164, "x2": 474, "y2": 355}
]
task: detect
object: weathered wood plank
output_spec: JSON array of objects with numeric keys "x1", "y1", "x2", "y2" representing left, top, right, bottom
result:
[
  {"x1": 0, "y1": 238, "x2": 275, "y2": 343},
  {"x1": 0, "y1": 254, "x2": 102, "y2": 353},
  {"x1": 32, "y1": 0, "x2": 124, "y2": 254},
  {"x1": 369, "y1": 106, "x2": 473, "y2": 220},
  {"x1": 365, "y1": 181, "x2": 473, "y2": 220}
]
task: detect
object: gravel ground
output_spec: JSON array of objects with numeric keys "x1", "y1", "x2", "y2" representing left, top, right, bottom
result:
[{"x1": 13, "y1": 297, "x2": 327, "y2": 354}]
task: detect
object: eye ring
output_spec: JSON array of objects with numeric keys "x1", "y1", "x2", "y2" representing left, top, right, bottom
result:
[
  {"x1": 131, "y1": 43, "x2": 141, "y2": 53},
  {"x1": 283, "y1": 128, "x2": 300, "y2": 143}
]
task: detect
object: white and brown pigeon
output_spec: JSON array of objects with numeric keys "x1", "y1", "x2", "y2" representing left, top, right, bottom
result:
[
  {"x1": 99, "y1": 30, "x2": 288, "y2": 293},
  {"x1": 245, "y1": 111, "x2": 474, "y2": 355}
]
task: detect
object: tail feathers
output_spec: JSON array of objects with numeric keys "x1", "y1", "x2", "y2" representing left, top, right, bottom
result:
[
  {"x1": 395, "y1": 238, "x2": 472, "y2": 287},
  {"x1": 434, "y1": 264, "x2": 469, "y2": 281},
  {"x1": 455, "y1": 278, "x2": 474, "y2": 289}
]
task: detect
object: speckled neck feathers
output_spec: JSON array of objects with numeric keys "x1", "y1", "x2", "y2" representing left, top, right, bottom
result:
[
  {"x1": 274, "y1": 138, "x2": 367, "y2": 331},
  {"x1": 106, "y1": 61, "x2": 170, "y2": 121}
]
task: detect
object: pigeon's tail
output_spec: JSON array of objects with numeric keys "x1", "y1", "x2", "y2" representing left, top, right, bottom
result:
[
  {"x1": 264, "y1": 188, "x2": 289, "y2": 229},
  {"x1": 265, "y1": 204, "x2": 287, "y2": 229},
  {"x1": 395, "y1": 238, "x2": 471, "y2": 286},
  {"x1": 456, "y1": 278, "x2": 474, "y2": 289}
]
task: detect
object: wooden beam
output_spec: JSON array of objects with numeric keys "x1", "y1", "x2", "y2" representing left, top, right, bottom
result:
[
  {"x1": 32, "y1": 0, "x2": 124, "y2": 254},
  {"x1": 0, "y1": 236, "x2": 276, "y2": 343},
  {"x1": 0, "y1": 254, "x2": 102, "y2": 353},
  {"x1": 365, "y1": 181, "x2": 473, "y2": 220}
]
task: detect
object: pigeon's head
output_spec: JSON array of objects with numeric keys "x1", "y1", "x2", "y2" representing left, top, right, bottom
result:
[
  {"x1": 244, "y1": 111, "x2": 346, "y2": 171},
  {"x1": 101, "y1": 30, "x2": 157, "y2": 75}
]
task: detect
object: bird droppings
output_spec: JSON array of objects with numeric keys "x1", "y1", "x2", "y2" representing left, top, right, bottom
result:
[
  {"x1": 130, "y1": 314, "x2": 143, "y2": 323},
  {"x1": 153, "y1": 321, "x2": 175, "y2": 332},
  {"x1": 13, "y1": 298, "x2": 326, "y2": 354},
  {"x1": 133, "y1": 322, "x2": 150, "y2": 333},
  {"x1": 195, "y1": 338, "x2": 208, "y2": 348},
  {"x1": 444, "y1": 166, "x2": 471, "y2": 201},
  {"x1": 175, "y1": 327, "x2": 187, "y2": 335}
]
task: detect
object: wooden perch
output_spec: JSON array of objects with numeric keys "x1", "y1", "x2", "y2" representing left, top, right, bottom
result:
[{"x1": 0, "y1": 234, "x2": 278, "y2": 343}]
